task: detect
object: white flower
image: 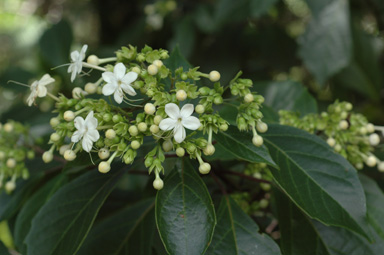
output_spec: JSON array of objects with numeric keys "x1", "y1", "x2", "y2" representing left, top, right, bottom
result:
[
  {"x1": 71, "y1": 111, "x2": 100, "y2": 152},
  {"x1": 159, "y1": 103, "x2": 201, "y2": 143},
  {"x1": 27, "y1": 74, "x2": 55, "y2": 106},
  {"x1": 68, "y1": 44, "x2": 88, "y2": 82},
  {"x1": 102, "y1": 63, "x2": 138, "y2": 104}
]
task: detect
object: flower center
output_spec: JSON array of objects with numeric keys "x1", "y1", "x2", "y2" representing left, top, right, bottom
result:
[{"x1": 177, "y1": 117, "x2": 182, "y2": 123}]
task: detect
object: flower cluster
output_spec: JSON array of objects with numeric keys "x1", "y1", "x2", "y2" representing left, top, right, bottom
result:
[
  {"x1": 279, "y1": 101, "x2": 383, "y2": 171},
  {"x1": 0, "y1": 121, "x2": 34, "y2": 193},
  {"x1": 20, "y1": 44, "x2": 267, "y2": 190}
]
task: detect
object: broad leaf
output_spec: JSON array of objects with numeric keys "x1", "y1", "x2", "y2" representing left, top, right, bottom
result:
[
  {"x1": 25, "y1": 169, "x2": 123, "y2": 255},
  {"x1": 155, "y1": 160, "x2": 216, "y2": 255},
  {"x1": 263, "y1": 124, "x2": 370, "y2": 240},
  {"x1": 0, "y1": 241, "x2": 8, "y2": 255},
  {"x1": 79, "y1": 198, "x2": 155, "y2": 255},
  {"x1": 213, "y1": 126, "x2": 276, "y2": 167},
  {"x1": 206, "y1": 196, "x2": 281, "y2": 255},
  {"x1": 250, "y1": 0, "x2": 278, "y2": 18},
  {"x1": 298, "y1": 0, "x2": 352, "y2": 84},
  {"x1": 164, "y1": 46, "x2": 191, "y2": 73}
]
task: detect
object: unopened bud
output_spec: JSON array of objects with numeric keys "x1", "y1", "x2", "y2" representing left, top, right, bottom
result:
[
  {"x1": 5, "y1": 181, "x2": 16, "y2": 192},
  {"x1": 366, "y1": 123, "x2": 375, "y2": 133},
  {"x1": 64, "y1": 111, "x2": 75, "y2": 121},
  {"x1": 153, "y1": 178, "x2": 164, "y2": 190},
  {"x1": 50, "y1": 133, "x2": 61, "y2": 142},
  {"x1": 42, "y1": 151, "x2": 53, "y2": 163},
  {"x1": 144, "y1": 103, "x2": 156, "y2": 115},
  {"x1": 199, "y1": 162, "x2": 211, "y2": 174},
  {"x1": 6, "y1": 158, "x2": 16, "y2": 168},
  {"x1": 106, "y1": 129, "x2": 116, "y2": 139},
  {"x1": 98, "y1": 148, "x2": 110, "y2": 160},
  {"x1": 4, "y1": 123, "x2": 13, "y2": 132},
  {"x1": 64, "y1": 150, "x2": 77, "y2": 161},
  {"x1": 85, "y1": 83, "x2": 97, "y2": 94},
  {"x1": 256, "y1": 122, "x2": 268, "y2": 133},
  {"x1": 162, "y1": 139, "x2": 173, "y2": 152},
  {"x1": 176, "y1": 147, "x2": 185, "y2": 157},
  {"x1": 131, "y1": 140, "x2": 141, "y2": 150},
  {"x1": 195, "y1": 104, "x2": 205, "y2": 114},
  {"x1": 72, "y1": 87, "x2": 84, "y2": 99},
  {"x1": 132, "y1": 66, "x2": 141, "y2": 74},
  {"x1": 138, "y1": 122, "x2": 148, "y2": 132},
  {"x1": 366, "y1": 155, "x2": 377, "y2": 167},
  {"x1": 244, "y1": 93, "x2": 254, "y2": 103},
  {"x1": 203, "y1": 144, "x2": 215, "y2": 156},
  {"x1": 50, "y1": 117, "x2": 60, "y2": 127},
  {"x1": 87, "y1": 55, "x2": 99, "y2": 65},
  {"x1": 339, "y1": 120, "x2": 349, "y2": 130},
  {"x1": 129, "y1": 125, "x2": 139, "y2": 136},
  {"x1": 378, "y1": 162, "x2": 384, "y2": 172},
  {"x1": 327, "y1": 137, "x2": 336, "y2": 147},
  {"x1": 209, "y1": 71, "x2": 220, "y2": 82},
  {"x1": 148, "y1": 64, "x2": 158, "y2": 75},
  {"x1": 176, "y1": 90, "x2": 187, "y2": 101},
  {"x1": 369, "y1": 133, "x2": 380, "y2": 146},
  {"x1": 252, "y1": 135, "x2": 263, "y2": 147},
  {"x1": 98, "y1": 161, "x2": 111, "y2": 173},
  {"x1": 153, "y1": 59, "x2": 163, "y2": 68},
  {"x1": 150, "y1": 124, "x2": 160, "y2": 134},
  {"x1": 154, "y1": 115, "x2": 163, "y2": 125}
]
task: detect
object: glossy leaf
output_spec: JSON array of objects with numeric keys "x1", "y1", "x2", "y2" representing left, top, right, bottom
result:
[
  {"x1": 155, "y1": 160, "x2": 216, "y2": 255},
  {"x1": 164, "y1": 46, "x2": 191, "y2": 72},
  {"x1": 25, "y1": 169, "x2": 123, "y2": 255},
  {"x1": 79, "y1": 198, "x2": 155, "y2": 255},
  {"x1": 263, "y1": 124, "x2": 370, "y2": 240},
  {"x1": 206, "y1": 196, "x2": 281, "y2": 255},
  {"x1": 213, "y1": 126, "x2": 276, "y2": 167}
]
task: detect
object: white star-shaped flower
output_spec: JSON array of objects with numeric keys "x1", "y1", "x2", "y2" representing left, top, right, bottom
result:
[
  {"x1": 67, "y1": 44, "x2": 88, "y2": 82},
  {"x1": 27, "y1": 74, "x2": 55, "y2": 106},
  {"x1": 71, "y1": 111, "x2": 100, "y2": 152},
  {"x1": 159, "y1": 103, "x2": 201, "y2": 143},
  {"x1": 102, "y1": 63, "x2": 138, "y2": 104}
]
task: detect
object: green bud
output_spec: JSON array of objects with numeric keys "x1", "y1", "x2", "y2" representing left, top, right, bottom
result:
[
  {"x1": 137, "y1": 53, "x2": 145, "y2": 62},
  {"x1": 199, "y1": 87, "x2": 210, "y2": 96},
  {"x1": 103, "y1": 113, "x2": 113, "y2": 122},
  {"x1": 213, "y1": 96, "x2": 223, "y2": 105},
  {"x1": 145, "y1": 156, "x2": 154, "y2": 167},
  {"x1": 186, "y1": 143, "x2": 196, "y2": 154},
  {"x1": 181, "y1": 73, "x2": 188, "y2": 80},
  {"x1": 112, "y1": 115, "x2": 123, "y2": 123},
  {"x1": 196, "y1": 138, "x2": 208, "y2": 148},
  {"x1": 136, "y1": 113, "x2": 145, "y2": 123}
]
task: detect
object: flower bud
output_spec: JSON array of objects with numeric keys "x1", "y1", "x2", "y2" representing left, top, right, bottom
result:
[
  {"x1": 64, "y1": 150, "x2": 76, "y2": 161},
  {"x1": 203, "y1": 144, "x2": 215, "y2": 156},
  {"x1": 153, "y1": 178, "x2": 164, "y2": 190},
  {"x1": 42, "y1": 151, "x2": 53, "y2": 163},
  {"x1": 340, "y1": 111, "x2": 348, "y2": 119},
  {"x1": 131, "y1": 140, "x2": 141, "y2": 150},
  {"x1": 106, "y1": 129, "x2": 116, "y2": 139},
  {"x1": 195, "y1": 104, "x2": 205, "y2": 114},
  {"x1": 50, "y1": 133, "x2": 61, "y2": 142},
  {"x1": 355, "y1": 162, "x2": 364, "y2": 170},
  {"x1": 259, "y1": 199, "x2": 269, "y2": 209},
  {"x1": 72, "y1": 87, "x2": 84, "y2": 99},
  {"x1": 148, "y1": 64, "x2": 158, "y2": 75},
  {"x1": 176, "y1": 90, "x2": 187, "y2": 101},
  {"x1": 0, "y1": 151, "x2": 5, "y2": 160},
  {"x1": 132, "y1": 66, "x2": 141, "y2": 74},
  {"x1": 339, "y1": 120, "x2": 349, "y2": 130},
  {"x1": 58, "y1": 145, "x2": 70, "y2": 155},
  {"x1": 220, "y1": 123, "x2": 228, "y2": 131},
  {"x1": 209, "y1": 71, "x2": 220, "y2": 82},
  {"x1": 327, "y1": 137, "x2": 336, "y2": 147},
  {"x1": 6, "y1": 158, "x2": 16, "y2": 168},
  {"x1": 244, "y1": 93, "x2": 254, "y2": 103},
  {"x1": 5, "y1": 181, "x2": 16, "y2": 193},
  {"x1": 162, "y1": 139, "x2": 173, "y2": 152},
  {"x1": 176, "y1": 147, "x2": 185, "y2": 157},
  {"x1": 378, "y1": 162, "x2": 384, "y2": 172},
  {"x1": 345, "y1": 102, "x2": 353, "y2": 111},
  {"x1": 213, "y1": 96, "x2": 223, "y2": 105},
  {"x1": 150, "y1": 124, "x2": 159, "y2": 134},
  {"x1": 87, "y1": 55, "x2": 99, "y2": 65},
  {"x1": 85, "y1": 83, "x2": 97, "y2": 94},
  {"x1": 103, "y1": 113, "x2": 113, "y2": 122},
  {"x1": 252, "y1": 135, "x2": 263, "y2": 147},
  {"x1": 199, "y1": 87, "x2": 210, "y2": 96},
  {"x1": 50, "y1": 117, "x2": 60, "y2": 127},
  {"x1": 359, "y1": 127, "x2": 367, "y2": 135},
  {"x1": 153, "y1": 59, "x2": 163, "y2": 68},
  {"x1": 138, "y1": 122, "x2": 148, "y2": 132},
  {"x1": 144, "y1": 103, "x2": 156, "y2": 115},
  {"x1": 98, "y1": 161, "x2": 111, "y2": 173},
  {"x1": 129, "y1": 125, "x2": 139, "y2": 136},
  {"x1": 369, "y1": 133, "x2": 380, "y2": 146},
  {"x1": 154, "y1": 115, "x2": 163, "y2": 125},
  {"x1": 256, "y1": 122, "x2": 268, "y2": 133},
  {"x1": 4, "y1": 123, "x2": 13, "y2": 132},
  {"x1": 64, "y1": 111, "x2": 75, "y2": 121},
  {"x1": 112, "y1": 115, "x2": 123, "y2": 123},
  {"x1": 366, "y1": 155, "x2": 377, "y2": 167},
  {"x1": 334, "y1": 144, "x2": 342, "y2": 152},
  {"x1": 366, "y1": 123, "x2": 375, "y2": 133},
  {"x1": 199, "y1": 162, "x2": 211, "y2": 174},
  {"x1": 98, "y1": 148, "x2": 110, "y2": 159},
  {"x1": 181, "y1": 73, "x2": 188, "y2": 80},
  {"x1": 260, "y1": 183, "x2": 271, "y2": 191}
]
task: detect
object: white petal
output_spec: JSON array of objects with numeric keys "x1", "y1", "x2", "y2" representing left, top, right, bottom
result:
[
  {"x1": 164, "y1": 103, "x2": 180, "y2": 119},
  {"x1": 174, "y1": 125, "x2": 186, "y2": 143},
  {"x1": 27, "y1": 93, "x2": 35, "y2": 106},
  {"x1": 70, "y1": 70, "x2": 77, "y2": 82},
  {"x1": 82, "y1": 136, "x2": 93, "y2": 152},
  {"x1": 37, "y1": 85, "x2": 47, "y2": 98},
  {"x1": 102, "y1": 71, "x2": 115, "y2": 83},
  {"x1": 102, "y1": 83, "x2": 117, "y2": 96},
  {"x1": 74, "y1": 116, "x2": 85, "y2": 131},
  {"x1": 182, "y1": 116, "x2": 201, "y2": 130},
  {"x1": 114, "y1": 63, "x2": 126, "y2": 80},
  {"x1": 67, "y1": 64, "x2": 73, "y2": 73},
  {"x1": 38, "y1": 74, "x2": 55, "y2": 87},
  {"x1": 86, "y1": 129, "x2": 100, "y2": 142},
  {"x1": 180, "y1": 104, "x2": 194, "y2": 118},
  {"x1": 121, "y1": 84, "x2": 137, "y2": 96},
  {"x1": 121, "y1": 72, "x2": 138, "y2": 84},
  {"x1": 71, "y1": 130, "x2": 83, "y2": 143},
  {"x1": 85, "y1": 111, "x2": 98, "y2": 130},
  {"x1": 30, "y1": 81, "x2": 38, "y2": 92},
  {"x1": 114, "y1": 89, "x2": 123, "y2": 104},
  {"x1": 80, "y1": 44, "x2": 88, "y2": 59},
  {"x1": 159, "y1": 118, "x2": 177, "y2": 131},
  {"x1": 70, "y1": 50, "x2": 79, "y2": 61}
]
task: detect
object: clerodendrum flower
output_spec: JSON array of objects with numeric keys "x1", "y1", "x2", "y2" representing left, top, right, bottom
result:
[
  {"x1": 71, "y1": 111, "x2": 100, "y2": 152},
  {"x1": 102, "y1": 63, "x2": 138, "y2": 104},
  {"x1": 159, "y1": 103, "x2": 201, "y2": 143},
  {"x1": 68, "y1": 44, "x2": 88, "y2": 82},
  {"x1": 27, "y1": 74, "x2": 55, "y2": 106}
]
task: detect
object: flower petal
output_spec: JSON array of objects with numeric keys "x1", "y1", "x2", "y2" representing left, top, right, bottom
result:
[
  {"x1": 102, "y1": 83, "x2": 117, "y2": 96},
  {"x1": 80, "y1": 44, "x2": 88, "y2": 59},
  {"x1": 114, "y1": 89, "x2": 123, "y2": 104},
  {"x1": 70, "y1": 69, "x2": 77, "y2": 82},
  {"x1": 27, "y1": 93, "x2": 35, "y2": 106},
  {"x1": 182, "y1": 116, "x2": 201, "y2": 130},
  {"x1": 86, "y1": 129, "x2": 100, "y2": 142},
  {"x1": 70, "y1": 50, "x2": 79, "y2": 62},
  {"x1": 164, "y1": 103, "x2": 180, "y2": 119},
  {"x1": 82, "y1": 136, "x2": 93, "y2": 153},
  {"x1": 159, "y1": 118, "x2": 177, "y2": 131},
  {"x1": 38, "y1": 74, "x2": 55, "y2": 87},
  {"x1": 121, "y1": 84, "x2": 137, "y2": 96},
  {"x1": 74, "y1": 116, "x2": 85, "y2": 132},
  {"x1": 114, "y1": 63, "x2": 126, "y2": 80},
  {"x1": 180, "y1": 104, "x2": 194, "y2": 118},
  {"x1": 121, "y1": 72, "x2": 138, "y2": 85},
  {"x1": 85, "y1": 111, "x2": 98, "y2": 130},
  {"x1": 102, "y1": 71, "x2": 115, "y2": 84},
  {"x1": 174, "y1": 125, "x2": 186, "y2": 143},
  {"x1": 37, "y1": 85, "x2": 47, "y2": 98},
  {"x1": 71, "y1": 130, "x2": 83, "y2": 143}
]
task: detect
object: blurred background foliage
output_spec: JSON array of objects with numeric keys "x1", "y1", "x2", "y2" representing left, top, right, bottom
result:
[{"x1": 0, "y1": 0, "x2": 384, "y2": 124}]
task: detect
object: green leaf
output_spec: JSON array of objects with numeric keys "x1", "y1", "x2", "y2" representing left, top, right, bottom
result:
[
  {"x1": 155, "y1": 160, "x2": 216, "y2": 255},
  {"x1": 273, "y1": 187, "x2": 331, "y2": 255},
  {"x1": 256, "y1": 80, "x2": 318, "y2": 115},
  {"x1": 250, "y1": 0, "x2": 278, "y2": 18},
  {"x1": 14, "y1": 174, "x2": 68, "y2": 253},
  {"x1": 78, "y1": 198, "x2": 155, "y2": 255},
  {"x1": 0, "y1": 241, "x2": 8, "y2": 255},
  {"x1": 359, "y1": 174, "x2": 384, "y2": 240},
  {"x1": 298, "y1": 0, "x2": 352, "y2": 84},
  {"x1": 164, "y1": 46, "x2": 191, "y2": 73},
  {"x1": 25, "y1": 169, "x2": 123, "y2": 255},
  {"x1": 263, "y1": 124, "x2": 370, "y2": 240},
  {"x1": 213, "y1": 126, "x2": 277, "y2": 167},
  {"x1": 206, "y1": 196, "x2": 281, "y2": 255},
  {"x1": 169, "y1": 16, "x2": 195, "y2": 59}
]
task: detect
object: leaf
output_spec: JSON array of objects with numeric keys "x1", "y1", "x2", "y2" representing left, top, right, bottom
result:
[
  {"x1": 25, "y1": 169, "x2": 123, "y2": 255},
  {"x1": 78, "y1": 198, "x2": 155, "y2": 255},
  {"x1": 298, "y1": 0, "x2": 352, "y2": 84},
  {"x1": 263, "y1": 124, "x2": 370, "y2": 240},
  {"x1": 155, "y1": 160, "x2": 216, "y2": 255},
  {"x1": 0, "y1": 241, "x2": 8, "y2": 255},
  {"x1": 14, "y1": 174, "x2": 68, "y2": 253},
  {"x1": 169, "y1": 16, "x2": 195, "y2": 59},
  {"x1": 256, "y1": 80, "x2": 318, "y2": 115},
  {"x1": 250, "y1": 0, "x2": 278, "y2": 18},
  {"x1": 206, "y1": 196, "x2": 281, "y2": 255},
  {"x1": 163, "y1": 46, "x2": 191, "y2": 73},
  {"x1": 273, "y1": 187, "x2": 331, "y2": 255},
  {"x1": 359, "y1": 174, "x2": 384, "y2": 240},
  {"x1": 213, "y1": 126, "x2": 277, "y2": 167}
]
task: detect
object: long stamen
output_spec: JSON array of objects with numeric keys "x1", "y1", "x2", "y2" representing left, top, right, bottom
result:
[
  {"x1": 82, "y1": 62, "x2": 107, "y2": 72},
  {"x1": 7, "y1": 80, "x2": 30, "y2": 88},
  {"x1": 51, "y1": 63, "x2": 71, "y2": 70}
]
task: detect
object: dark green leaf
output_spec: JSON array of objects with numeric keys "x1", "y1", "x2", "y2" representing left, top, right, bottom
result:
[
  {"x1": 163, "y1": 46, "x2": 191, "y2": 73},
  {"x1": 263, "y1": 124, "x2": 370, "y2": 240},
  {"x1": 155, "y1": 160, "x2": 216, "y2": 255},
  {"x1": 14, "y1": 174, "x2": 68, "y2": 253},
  {"x1": 79, "y1": 198, "x2": 155, "y2": 255},
  {"x1": 213, "y1": 126, "x2": 277, "y2": 167},
  {"x1": 206, "y1": 196, "x2": 281, "y2": 255},
  {"x1": 0, "y1": 241, "x2": 8, "y2": 255},
  {"x1": 250, "y1": 0, "x2": 278, "y2": 18},
  {"x1": 298, "y1": 0, "x2": 352, "y2": 84},
  {"x1": 25, "y1": 169, "x2": 123, "y2": 255},
  {"x1": 169, "y1": 16, "x2": 195, "y2": 59}
]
